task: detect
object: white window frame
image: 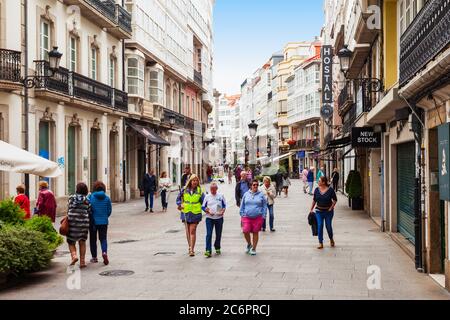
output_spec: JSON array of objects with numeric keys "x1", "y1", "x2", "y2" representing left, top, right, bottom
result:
[
  {"x1": 127, "y1": 57, "x2": 144, "y2": 97},
  {"x1": 91, "y1": 48, "x2": 98, "y2": 80},
  {"x1": 69, "y1": 36, "x2": 77, "y2": 72},
  {"x1": 149, "y1": 67, "x2": 164, "y2": 105},
  {"x1": 40, "y1": 21, "x2": 50, "y2": 60},
  {"x1": 109, "y1": 57, "x2": 116, "y2": 87}
]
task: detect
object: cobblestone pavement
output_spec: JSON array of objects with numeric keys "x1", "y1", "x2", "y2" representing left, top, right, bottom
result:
[{"x1": 1, "y1": 180, "x2": 449, "y2": 300}]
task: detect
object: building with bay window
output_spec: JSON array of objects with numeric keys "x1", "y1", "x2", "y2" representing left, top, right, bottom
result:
[
  {"x1": 0, "y1": 0, "x2": 130, "y2": 208},
  {"x1": 123, "y1": 0, "x2": 214, "y2": 195}
]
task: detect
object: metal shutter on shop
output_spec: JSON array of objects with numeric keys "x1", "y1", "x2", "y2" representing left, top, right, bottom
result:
[{"x1": 397, "y1": 142, "x2": 416, "y2": 244}]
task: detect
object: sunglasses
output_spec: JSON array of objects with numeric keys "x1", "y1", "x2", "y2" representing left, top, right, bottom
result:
[{"x1": 252, "y1": 184, "x2": 259, "y2": 187}]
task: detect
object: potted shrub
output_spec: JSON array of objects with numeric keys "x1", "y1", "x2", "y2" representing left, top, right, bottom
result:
[
  {"x1": 345, "y1": 171, "x2": 355, "y2": 207},
  {"x1": 24, "y1": 216, "x2": 64, "y2": 251},
  {"x1": 348, "y1": 171, "x2": 364, "y2": 210},
  {"x1": 0, "y1": 226, "x2": 53, "y2": 278}
]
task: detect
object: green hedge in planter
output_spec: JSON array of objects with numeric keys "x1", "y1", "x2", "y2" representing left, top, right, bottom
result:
[
  {"x1": 24, "y1": 216, "x2": 63, "y2": 251},
  {"x1": 0, "y1": 199, "x2": 25, "y2": 226},
  {"x1": 345, "y1": 171, "x2": 354, "y2": 195},
  {"x1": 0, "y1": 226, "x2": 53, "y2": 275},
  {"x1": 348, "y1": 171, "x2": 363, "y2": 199}
]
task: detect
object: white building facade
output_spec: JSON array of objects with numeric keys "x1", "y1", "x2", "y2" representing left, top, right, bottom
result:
[{"x1": 0, "y1": 0, "x2": 131, "y2": 209}]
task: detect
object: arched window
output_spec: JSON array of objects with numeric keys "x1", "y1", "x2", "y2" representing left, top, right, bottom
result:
[
  {"x1": 173, "y1": 87, "x2": 179, "y2": 111},
  {"x1": 166, "y1": 84, "x2": 171, "y2": 109}
]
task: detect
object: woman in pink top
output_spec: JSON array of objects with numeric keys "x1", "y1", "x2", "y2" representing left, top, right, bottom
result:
[
  {"x1": 35, "y1": 181, "x2": 57, "y2": 223},
  {"x1": 302, "y1": 168, "x2": 309, "y2": 194}
]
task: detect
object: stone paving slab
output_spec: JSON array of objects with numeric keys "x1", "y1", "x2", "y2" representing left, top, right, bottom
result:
[{"x1": 0, "y1": 180, "x2": 449, "y2": 300}]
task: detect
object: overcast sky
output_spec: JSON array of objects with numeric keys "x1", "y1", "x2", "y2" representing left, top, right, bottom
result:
[{"x1": 212, "y1": 0, "x2": 325, "y2": 95}]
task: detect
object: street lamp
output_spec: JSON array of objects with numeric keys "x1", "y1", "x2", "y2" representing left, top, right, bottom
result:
[
  {"x1": 22, "y1": 47, "x2": 63, "y2": 88},
  {"x1": 169, "y1": 114, "x2": 176, "y2": 127},
  {"x1": 337, "y1": 45, "x2": 352, "y2": 76},
  {"x1": 337, "y1": 44, "x2": 384, "y2": 93},
  {"x1": 248, "y1": 120, "x2": 258, "y2": 139}
]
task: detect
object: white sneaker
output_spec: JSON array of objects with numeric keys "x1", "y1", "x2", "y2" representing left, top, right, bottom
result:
[
  {"x1": 249, "y1": 249, "x2": 257, "y2": 256},
  {"x1": 246, "y1": 244, "x2": 252, "y2": 254}
]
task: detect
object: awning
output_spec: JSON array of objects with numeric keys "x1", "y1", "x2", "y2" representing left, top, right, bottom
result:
[
  {"x1": 128, "y1": 123, "x2": 170, "y2": 146},
  {"x1": 326, "y1": 136, "x2": 352, "y2": 150},
  {"x1": 270, "y1": 152, "x2": 294, "y2": 162},
  {"x1": 0, "y1": 140, "x2": 62, "y2": 177}
]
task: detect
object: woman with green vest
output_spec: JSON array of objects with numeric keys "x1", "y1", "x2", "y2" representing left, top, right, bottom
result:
[{"x1": 176, "y1": 174, "x2": 205, "y2": 257}]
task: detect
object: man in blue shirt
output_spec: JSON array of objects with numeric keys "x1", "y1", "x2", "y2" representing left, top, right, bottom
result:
[{"x1": 235, "y1": 171, "x2": 250, "y2": 207}]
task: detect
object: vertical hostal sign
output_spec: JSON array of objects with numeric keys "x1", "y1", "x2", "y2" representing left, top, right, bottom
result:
[
  {"x1": 438, "y1": 123, "x2": 450, "y2": 201},
  {"x1": 321, "y1": 45, "x2": 333, "y2": 119}
]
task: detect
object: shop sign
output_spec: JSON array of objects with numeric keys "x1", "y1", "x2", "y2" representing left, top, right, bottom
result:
[
  {"x1": 351, "y1": 127, "x2": 381, "y2": 148},
  {"x1": 438, "y1": 123, "x2": 450, "y2": 200},
  {"x1": 322, "y1": 45, "x2": 333, "y2": 105},
  {"x1": 297, "y1": 151, "x2": 306, "y2": 159}
]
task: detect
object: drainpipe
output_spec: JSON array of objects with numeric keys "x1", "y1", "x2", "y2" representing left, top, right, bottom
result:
[
  {"x1": 412, "y1": 103, "x2": 424, "y2": 272},
  {"x1": 23, "y1": 0, "x2": 30, "y2": 197},
  {"x1": 121, "y1": 0, "x2": 126, "y2": 202}
]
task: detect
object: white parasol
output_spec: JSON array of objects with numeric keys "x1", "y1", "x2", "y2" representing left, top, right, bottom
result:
[{"x1": 0, "y1": 140, "x2": 62, "y2": 178}]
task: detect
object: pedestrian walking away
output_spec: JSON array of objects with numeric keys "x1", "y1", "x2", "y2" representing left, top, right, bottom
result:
[
  {"x1": 14, "y1": 184, "x2": 31, "y2": 220},
  {"x1": 282, "y1": 173, "x2": 291, "y2": 198},
  {"x1": 234, "y1": 165, "x2": 242, "y2": 183},
  {"x1": 88, "y1": 181, "x2": 112, "y2": 265},
  {"x1": 159, "y1": 171, "x2": 172, "y2": 212},
  {"x1": 143, "y1": 169, "x2": 157, "y2": 213},
  {"x1": 235, "y1": 171, "x2": 250, "y2": 207},
  {"x1": 316, "y1": 166, "x2": 325, "y2": 184},
  {"x1": 275, "y1": 170, "x2": 283, "y2": 196},
  {"x1": 261, "y1": 176, "x2": 276, "y2": 232},
  {"x1": 67, "y1": 183, "x2": 90, "y2": 268},
  {"x1": 240, "y1": 179, "x2": 268, "y2": 256},
  {"x1": 307, "y1": 168, "x2": 315, "y2": 196},
  {"x1": 177, "y1": 174, "x2": 205, "y2": 257},
  {"x1": 35, "y1": 181, "x2": 57, "y2": 223},
  {"x1": 331, "y1": 168, "x2": 340, "y2": 192},
  {"x1": 202, "y1": 182, "x2": 227, "y2": 258},
  {"x1": 309, "y1": 176, "x2": 337, "y2": 250}
]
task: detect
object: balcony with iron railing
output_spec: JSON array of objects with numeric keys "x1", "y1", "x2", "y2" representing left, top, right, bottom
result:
[
  {"x1": 291, "y1": 138, "x2": 320, "y2": 150},
  {"x1": 399, "y1": 0, "x2": 450, "y2": 87},
  {"x1": 0, "y1": 49, "x2": 22, "y2": 91},
  {"x1": 338, "y1": 82, "x2": 354, "y2": 116},
  {"x1": 194, "y1": 70, "x2": 203, "y2": 87},
  {"x1": 34, "y1": 60, "x2": 128, "y2": 112},
  {"x1": 162, "y1": 107, "x2": 207, "y2": 133},
  {"x1": 63, "y1": 0, "x2": 132, "y2": 39}
]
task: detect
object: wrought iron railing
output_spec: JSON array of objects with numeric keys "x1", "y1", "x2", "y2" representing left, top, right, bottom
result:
[
  {"x1": 338, "y1": 82, "x2": 353, "y2": 114},
  {"x1": 399, "y1": 0, "x2": 450, "y2": 87},
  {"x1": 342, "y1": 104, "x2": 356, "y2": 135},
  {"x1": 34, "y1": 61, "x2": 128, "y2": 111},
  {"x1": 116, "y1": 4, "x2": 132, "y2": 33},
  {"x1": 163, "y1": 107, "x2": 185, "y2": 127},
  {"x1": 294, "y1": 138, "x2": 320, "y2": 150},
  {"x1": 0, "y1": 49, "x2": 21, "y2": 83},
  {"x1": 114, "y1": 89, "x2": 128, "y2": 112},
  {"x1": 194, "y1": 70, "x2": 203, "y2": 87},
  {"x1": 86, "y1": 0, "x2": 116, "y2": 22},
  {"x1": 35, "y1": 60, "x2": 70, "y2": 95},
  {"x1": 73, "y1": 73, "x2": 112, "y2": 106}
]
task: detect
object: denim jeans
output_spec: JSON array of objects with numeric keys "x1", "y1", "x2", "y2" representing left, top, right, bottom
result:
[
  {"x1": 308, "y1": 182, "x2": 314, "y2": 194},
  {"x1": 89, "y1": 224, "x2": 108, "y2": 258},
  {"x1": 315, "y1": 210, "x2": 334, "y2": 244},
  {"x1": 205, "y1": 218, "x2": 224, "y2": 252},
  {"x1": 263, "y1": 204, "x2": 274, "y2": 230},
  {"x1": 144, "y1": 191, "x2": 154, "y2": 209},
  {"x1": 161, "y1": 190, "x2": 168, "y2": 209}
]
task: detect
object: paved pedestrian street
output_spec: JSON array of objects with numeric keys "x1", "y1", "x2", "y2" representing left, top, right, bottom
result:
[{"x1": 1, "y1": 181, "x2": 449, "y2": 300}]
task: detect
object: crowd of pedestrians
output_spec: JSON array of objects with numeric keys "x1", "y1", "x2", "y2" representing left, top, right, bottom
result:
[{"x1": 11, "y1": 162, "x2": 342, "y2": 267}]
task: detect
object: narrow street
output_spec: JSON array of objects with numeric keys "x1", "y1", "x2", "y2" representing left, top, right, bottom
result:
[{"x1": 1, "y1": 181, "x2": 449, "y2": 300}]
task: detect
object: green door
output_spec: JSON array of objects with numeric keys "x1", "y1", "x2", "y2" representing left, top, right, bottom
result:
[
  {"x1": 39, "y1": 122, "x2": 50, "y2": 183},
  {"x1": 90, "y1": 129, "x2": 99, "y2": 189},
  {"x1": 397, "y1": 142, "x2": 416, "y2": 244},
  {"x1": 68, "y1": 126, "x2": 76, "y2": 195}
]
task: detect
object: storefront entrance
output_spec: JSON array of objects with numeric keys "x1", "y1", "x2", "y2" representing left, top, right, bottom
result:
[{"x1": 397, "y1": 142, "x2": 416, "y2": 244}]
